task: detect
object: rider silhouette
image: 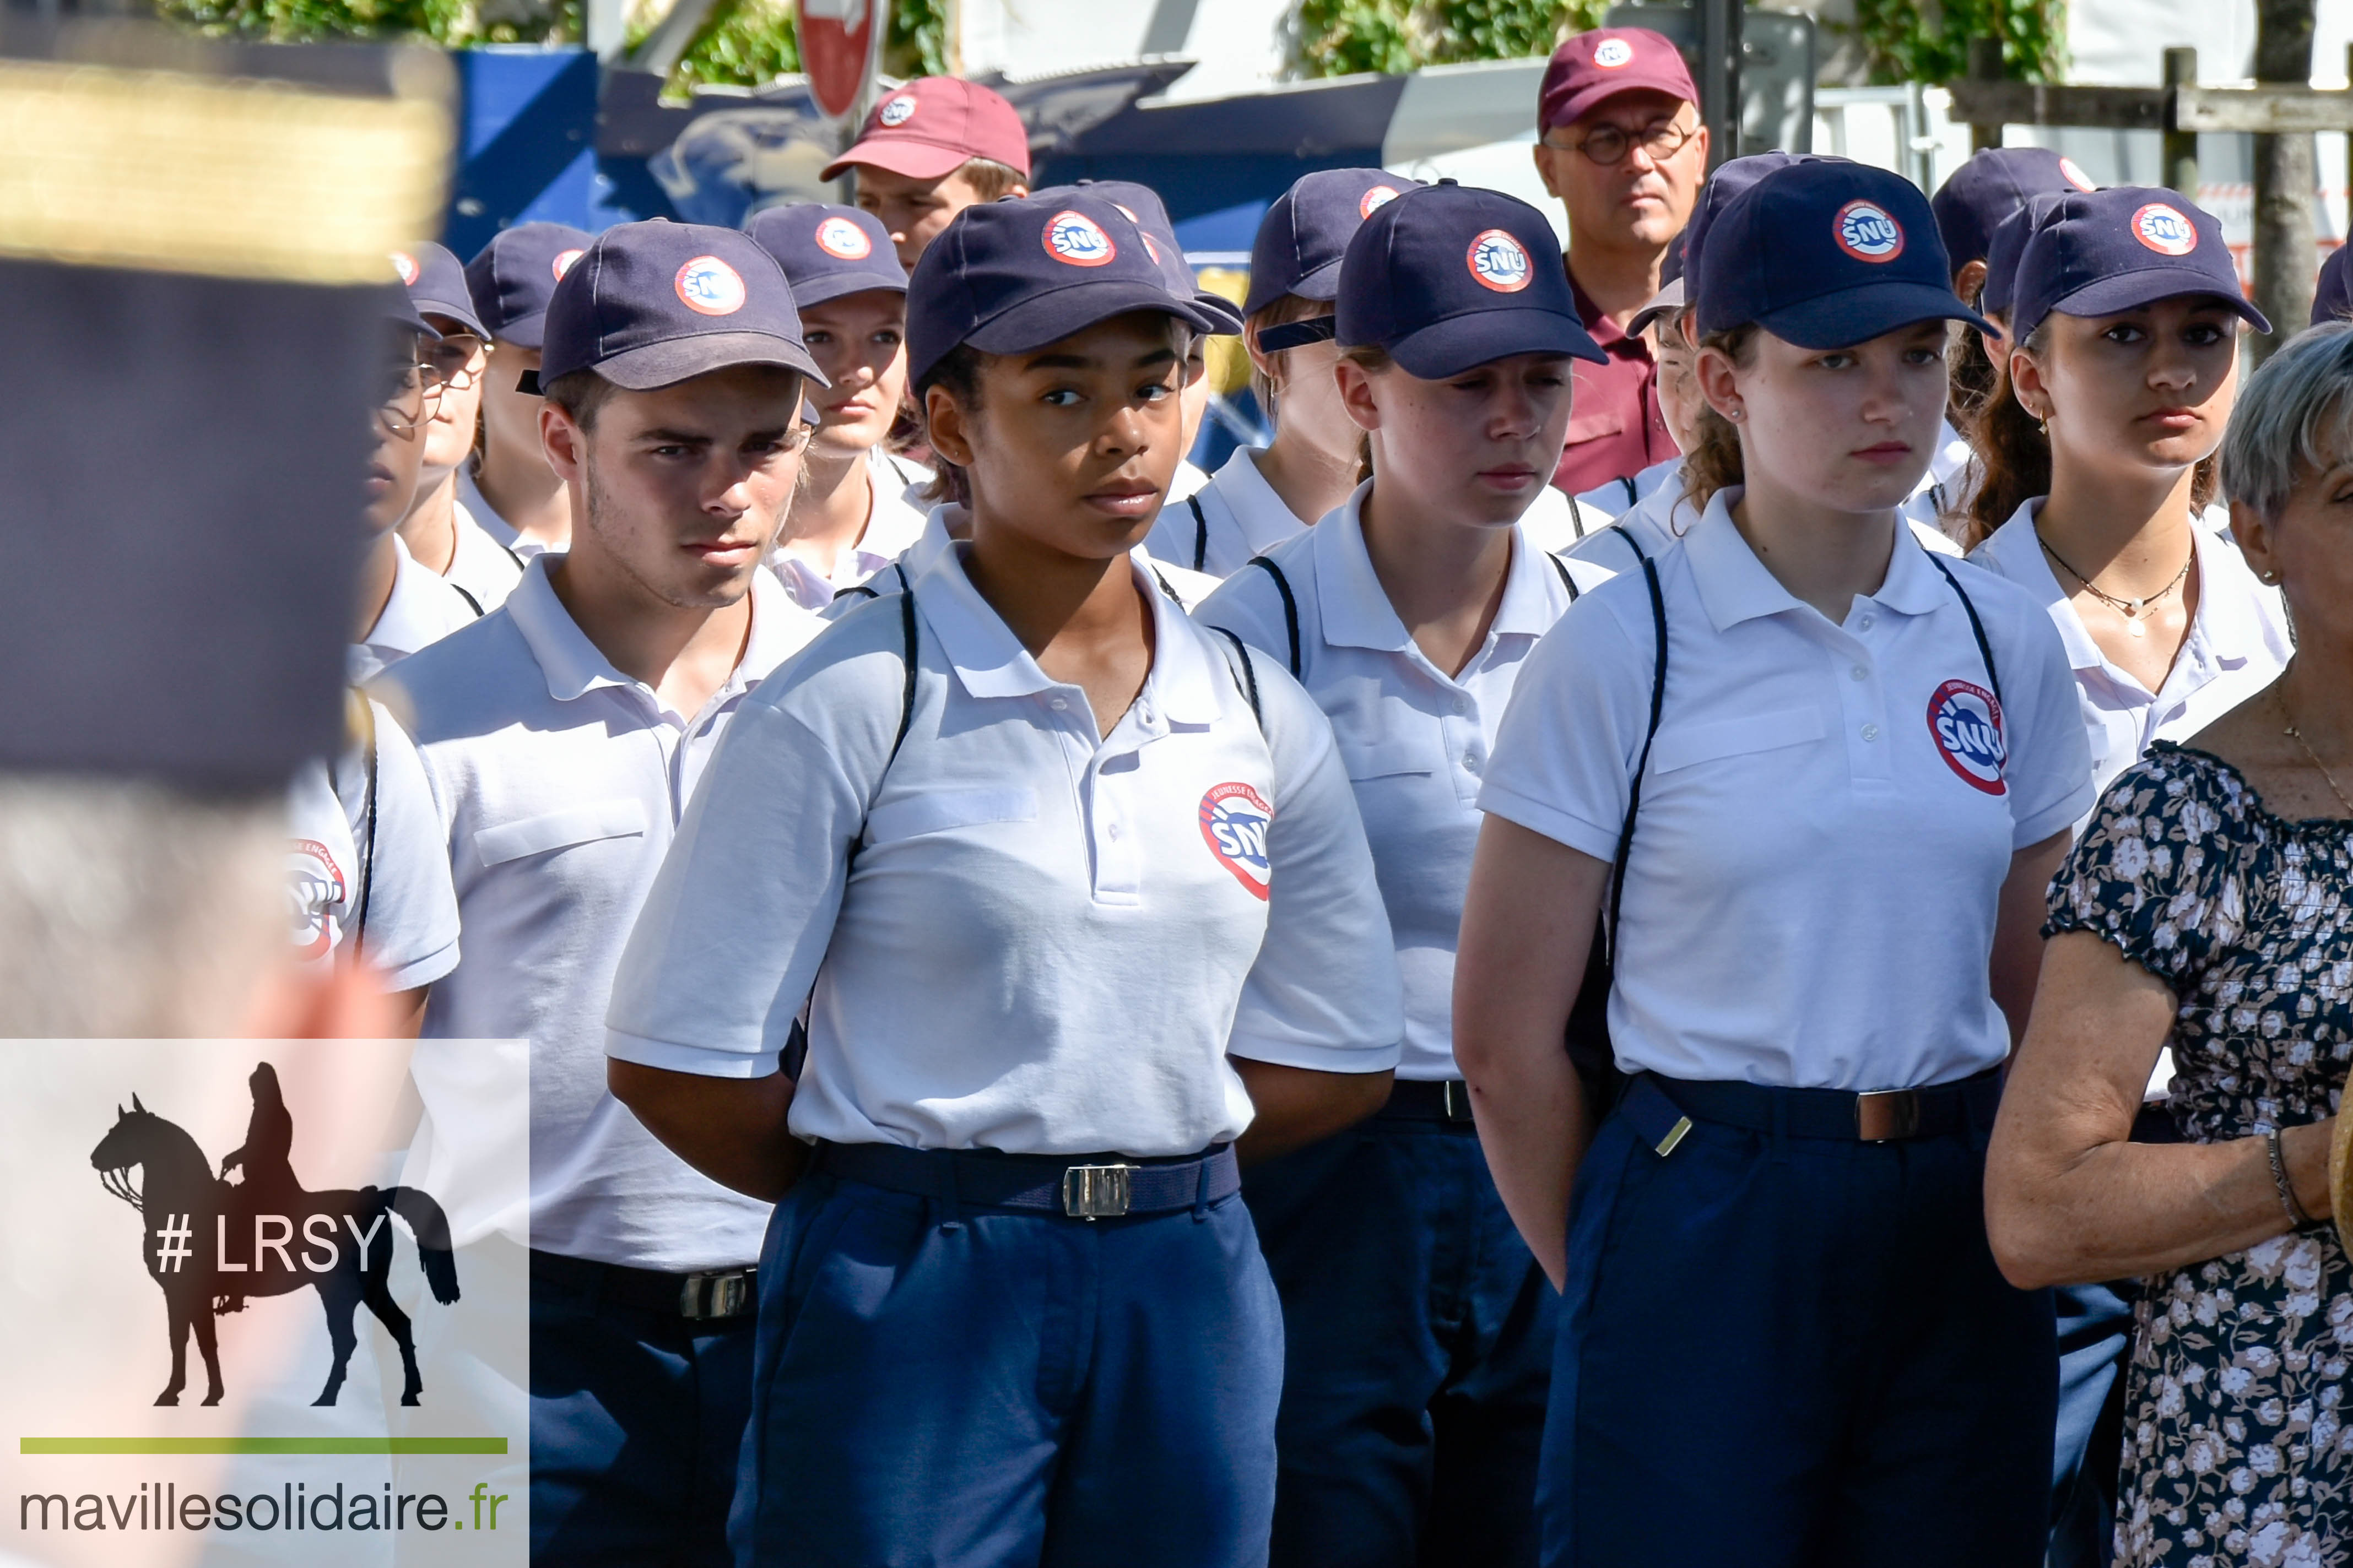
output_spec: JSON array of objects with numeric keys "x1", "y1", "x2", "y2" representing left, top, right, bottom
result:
[{"x1": 218, "y1": 1062, "x2": 298, "y2": 1310}]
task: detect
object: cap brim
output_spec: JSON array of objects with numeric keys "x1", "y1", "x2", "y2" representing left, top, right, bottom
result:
[
  {"x1": 2043, "y1": 270, "x2": 2272, "y2": 335},
  {"x1": 491, "y1": 311, "x2": 549, "y2": 351},
  {"x1": 414, "y1": 295, "x2": 490, "y2": 340},
  {"x1": 385, "y1": 293, "x2": 439, "y2": 336},
  {"x1": 1386, "y1": 308, "x2": 1609, "y2": 379},
  {"x1": 1626, "y1": 278, "x2": 1685, "y2": 340},
  {"x1": 1193, "y1": 293, "x2": 1245, "y2": 335},
  {"x1": 963, "y1": 280, "x2": 1223, "y2": 360},
  {"x1": 589, "y1": 332, "x2": 829, "y2": 392},
  {"x1": 1752, "y1": 281, "x2": 1995, "y2": 349},
  {"x1": 820, "y1": 137, "x2": 972, "y2": 184},
  {"x1": 1549, "y1": 76, "x2": 1696, "y2": 131},
  {"x1": 791, "y1": 271, "x2": 910, "y2": 308}
]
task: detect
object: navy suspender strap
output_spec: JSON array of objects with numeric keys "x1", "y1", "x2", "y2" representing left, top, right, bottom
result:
[
  {"x1": 1150, "y1": 565, "x2": 1186, "y2": 605},
  {"x1": 831, "y1": 561, "x2": 913, "y2": 606},
  {"x1": 1209, "y1": 627, "x2": 1265, "y2": 729},
  {"x1": 1245, "y1": 555, "x2": 1303, "y2": 677},
  {"x1": 1187, "y1": 494, "x2": 1210, "y2": 571},
  {"x1": 450, "y1": 581, "x2": 485, "y2": 619},
  {"x1": 1568, "y1": 492, "x2": 1591, "y2": 540},
  {"x1": 1549, "y1": 550, "x2": 1581, "y2": 601},
  {"x1": 342, "y1": 689, "x2": 380, "y2": 957},
  {"x1": 1618, "y1": 474, "x2": 1638, "y2": 508},
  {"x1": 1561, "y1": 532, "x2": 1666, "y2": 1103},
  {"x1": 1926, "y1": 555, "x2": 2003, "y2": 706},
  {"x1": 787, "y1": 587, "x2": 918, "y2": 1082}
]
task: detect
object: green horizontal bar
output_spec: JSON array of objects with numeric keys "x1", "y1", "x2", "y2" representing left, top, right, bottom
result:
[{"x1": 21, "y1": 1437, "x2": 507, "y2": 1456}]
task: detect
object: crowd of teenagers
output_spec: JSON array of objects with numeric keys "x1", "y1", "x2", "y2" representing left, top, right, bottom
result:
[{"x1": 317, "y1": 23, "x2": 2353, "y2": 1568}]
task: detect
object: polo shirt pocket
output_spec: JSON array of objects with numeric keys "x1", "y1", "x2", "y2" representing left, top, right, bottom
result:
[
  {"x1": 864, "y1": 787, "x2": 1038, "y2": 845},
  {"x1": 473, "y1": 799, "x2": 648, "y2": 867},
  {"x1": 1649, "y1": 708, "x2": 1827, "y2": 774},
  {"x1": 1338, "y1": 738, "x2": 1436, "y2": 783},
  {"x1": 1564, "y1": 410, "x2": 1628, "y2": 444}
]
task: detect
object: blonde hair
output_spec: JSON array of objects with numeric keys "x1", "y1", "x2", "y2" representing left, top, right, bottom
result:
[{"x1": 1247, "y1": 294, "x2": 1332, "y2": 418}]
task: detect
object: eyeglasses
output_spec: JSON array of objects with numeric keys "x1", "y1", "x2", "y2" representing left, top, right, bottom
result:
[
  {"x1": 419, "y1": 332, "x2": 487, "y2": 394},
  {"x1": 1547, "y1": 117, "x2": 1700, "y2": 169},
  {"x1": 372, "y1": 357, "x2": 443, "y2": 440}
]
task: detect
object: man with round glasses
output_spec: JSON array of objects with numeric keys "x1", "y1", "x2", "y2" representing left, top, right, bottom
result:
[{"x1": 1532, "y1": 26, "x2": 1708, "y2": 497}]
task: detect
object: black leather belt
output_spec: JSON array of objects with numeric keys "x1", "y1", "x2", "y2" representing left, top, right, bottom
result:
[
  {"x1": 1643, "y1": 1067, "x2": 2001, "y2": 1144},
  {"x1": 529, "y1": 1249, "x2": 756, "y2": 1321},
  {"x1": 814, "y1": 1140, "x2": 1239, "y2": 1220},
  {"x1": 1380, "y1": 1079, "x2": 1478, "y2": 1125}
]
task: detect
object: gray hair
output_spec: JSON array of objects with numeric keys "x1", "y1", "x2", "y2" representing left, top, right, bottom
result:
[
  {"x1": 0, "y1": 778, "x2": 284, "y2": 1038},
  {"x1": 2220, "y1": 321, "x2": 2353, "y2": 523}
]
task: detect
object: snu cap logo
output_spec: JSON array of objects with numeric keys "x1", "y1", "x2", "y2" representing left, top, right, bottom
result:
[
  {"x1": 1833, "y1": 201, "x2": 1905, "y2": 262},
  {"x1": 1044, "y1": 210, "x2": 1116, "y2": 268},
  {"x1": 814, "y1": 216, "x2": 873, "y2": 260},
  {"x1": 2060, "y1": 156, "x2": 2096, "y2": 192},
  {"x1": 877, "y1": 93, "x2": 917, "y2": 127},
  {"x1": 552, "y1": 247, "x2": 585, "y2": 280},
  {"x1": 675, "y1": 255, "x2": 749, "y2": 316},
  {"x1": 1593, "y1": 37, "x2": 1634, "y2": 68},
  {"x1": 389, "y1": 250, "x2": 419, "y2": 285},
  {"x1": 1199, "y1": 782, "x2": 1274, "y2": 899},
  {"x1": 1927, "y1": 679, "x2": 2007, "y2": 795},
  {"x1": 1359, "y1": 185, "x2": 1400, "y2": 219},
  {"x1": 2132, "y1": 203, "x2": 2198, "y2": 257},
  {"x1": 1467, "y1": 229, "x2": 1533, "y2": 292}
]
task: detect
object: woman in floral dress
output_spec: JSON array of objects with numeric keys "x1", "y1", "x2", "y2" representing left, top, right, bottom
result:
[{"x1": 1987, "y1": 322, "x2": 2353, "y2": 1566}]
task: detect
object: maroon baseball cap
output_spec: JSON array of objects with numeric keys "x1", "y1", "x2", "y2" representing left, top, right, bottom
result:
[
  {"x1": 1539, "y1": 27, "x2": 1697, "y2": 132},
  {"x1": 821, "y1": 76, "x2": 1031, "y2": 184}
]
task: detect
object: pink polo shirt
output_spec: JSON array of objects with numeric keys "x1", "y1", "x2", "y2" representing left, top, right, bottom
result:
[{"x1": 1550, "y1": 271, "x2": 1675, "y2": 496}]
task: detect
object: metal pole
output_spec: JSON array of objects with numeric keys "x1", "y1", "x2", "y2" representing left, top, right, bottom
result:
[
  {"x1": 1696, "y1": 0, "x2": 1741, "y2": 171},
  {"x1": 1966, "y1": 37, "x2": 2004, "y2": 154},
  {"x1": 2248, "y1": 0, "x2": 2319, "y2": 365},
  {"x1": 2162, "y1": 47, "x2": 2200, "y2": 197}
]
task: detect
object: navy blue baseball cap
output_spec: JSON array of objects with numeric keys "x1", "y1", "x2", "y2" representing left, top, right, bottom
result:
[
  {"x1": 540, "y1": 220, "x2": 824, "y2": 391},
  {"x1": 1337, "y1": 182, "x2": 1603, "y2": 378},
  {"x1": 1979, "y1": 190, "x2": 2068, "y2": 321},
  {"x1": 464, "y1": 221, "x2": 593, "y2": 350},
  {"x1": 1696, "y1": 161, "x2": 1991, "y2": 346},
  {"x1": 1681, "y1": 151, "x2": 1825, "y2": 307},
  {"x1": 905, "y1": 191, "x2": 1223, "y2": 390},
  {"x1": 1930, "y1": 147, "x2": 2098, "y2": 274},
  {"x1": 2311, "y1": 242, "x2": 2351, "y2": 326},
  {"x1": 392, "y1": 241, "x2": 486, "y2": 340},
  {"x1": 1036, "y1": 180, "x2": 1242, "y2": 334},
  {"x1": 745, "y1": 204, "x2": 907, "y2": 307},
  {"x1": 2010, "y1": 187, "x2": 2269, "y2": 342},
  {"x1": 1246, "y1": 168, "x2": 1421, "y2": 315}
]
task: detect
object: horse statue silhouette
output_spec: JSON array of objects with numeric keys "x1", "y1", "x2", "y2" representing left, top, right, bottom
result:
[{"x1": 89, "y1": 1064, "x2": 460, "y2": 1409}]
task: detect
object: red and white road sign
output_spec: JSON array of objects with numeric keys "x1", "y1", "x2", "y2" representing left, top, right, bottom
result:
[{"x1": 799, "y1": 0, "x2": 888, "y2": 123}]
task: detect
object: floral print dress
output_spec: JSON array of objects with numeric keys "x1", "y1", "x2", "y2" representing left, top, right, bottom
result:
[{"x1": 2047, "y1": 744, "x2": 2353, "y2": 1567}]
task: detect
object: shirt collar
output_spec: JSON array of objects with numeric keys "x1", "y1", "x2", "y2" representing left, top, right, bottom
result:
[
  {"x1": 1684, "y1": 485, "x2": 1951, "y2": 632},
  {"x1": 913, "y1": 541, "x2": 1222, "y2": 725},
  {"x1": 506, "y1": 554, "x2": 806, "y2": 706},
  {"x1": 1213, "y1": 446, "x2": 1308, "y2": 548},
  {"x1": 1566, "y1": 268, "x2": 1647, "y2": 360},
  {"x1": 1978, "y1": 496, "x2": 2261, "y2": 674},
  {"x1": 365, "y1": 534, "x2": 464, "y2": 659},
  {"x1": 1977, "y1": 497, "x2": 2101, "y2": 671},
  {"x1": 1312, "y1": 481, "x2": 1568, "y2": 653}
]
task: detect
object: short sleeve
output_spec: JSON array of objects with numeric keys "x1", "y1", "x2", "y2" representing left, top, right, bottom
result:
[
  {"x1": 348, "y1": 702, "x2": 461, "y2": 992},
  {"x1": 1985, "y1": 583, "x2": 2096, "y2": 847},
  {"x1": 1224, "y1": 652, "x2": 1404, "y2": 1074},
  {"x1": 2044, "y1": 751, "x2": 2246, "y2": 991},
  {"x1": 1476, "y1": 582, "x2": 1657, "y2": 863}
]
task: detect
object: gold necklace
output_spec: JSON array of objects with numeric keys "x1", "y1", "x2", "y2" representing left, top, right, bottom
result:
[{"x1": 2280, "y1": 689, "x2": 2353, "y2": 816}]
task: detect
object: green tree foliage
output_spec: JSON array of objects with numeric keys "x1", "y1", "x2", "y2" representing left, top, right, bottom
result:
[
  {"x1": 663, "y1": 0, "x2": 948, "y2": 94},
  {"x1": 1292, "y1": 0, "x2": 1608, "y2": 78},
  {"x1": 1840, "y1": 0, "x2": 2069, "y2": 85}
]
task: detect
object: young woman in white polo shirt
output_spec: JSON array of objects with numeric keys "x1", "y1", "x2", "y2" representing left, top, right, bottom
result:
[
  {"x1": 1454, "y1": 161, "x2": 2094, "y2": 1567},
  {"x1": 1196, "y1": 181, "x2": 1611, "y2": 1568},
  {"x1": 602, "y1": 191, "x2": 1404, "y2": 1567},
  {"x1": 1146, "y1": 169, "x2": 1418, "y2": 577},
  {"x1": 1961, "y1": 187, "x2": 2291, "y2": 1568}
]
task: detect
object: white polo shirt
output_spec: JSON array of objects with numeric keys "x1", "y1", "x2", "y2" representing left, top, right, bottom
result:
[
  {"x1": 1567, "y1": 464, "x2": 1962, "y2": 570},
  {"x1": 456, "y1": 463, "x2": 552, "y2": 563},
  {"x1": 1969, "y1": 497, "x2": 2294, "y2": 817},
  {"x1": 1573, "y1": 454, "x2": 1679, "y2": 520},
  {"x1": 606, "y1": 541, "x2": 1404, "y2": 1158},
  {"x1": 1144, "y1": 446, "x2": 1309, "y2": 577},
  {"x1": 351, "y1": 534, "x2": 480, "y2": 683},
  {"x1": 766, "y1": 448, "x2": 936, "y2": 611},
  {"x1": 444, "y1": 498, "x2": 527, "y2": 615},
  {"x1": 856, "y1": 503, "x2": 1226, "y2": 615},
  {"x1": 1482, "y1": 487, "x2": 2092, "y2": 1092},
  {"x1": 1167, "y1": 457, "x2": 1210, "y2": 502},
  {"x1": 1196, "y1": 485, "x2": 1613, "y2": 1081},
  {"x1": 383, "y1": 558, "x2": 823, "y2": 1272},
  {"x1": 284, "y1": 700, "x2": 460, "y2": 992}
]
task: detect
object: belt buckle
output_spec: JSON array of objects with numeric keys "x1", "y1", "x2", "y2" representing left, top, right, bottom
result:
[
  {"x1": 679, "y1": 1269, "x2": 753, "y2": 1321},
  {"x1": 1441, "y1": 1081, "x2": 1477, "y2": 1124},
  {"x1": 1855, "y1": 1089, "x2": 1921, "y2": 1143},
  {"x1": 1061, "y1": 1164, "x2": 1136, "y2": 1220}
]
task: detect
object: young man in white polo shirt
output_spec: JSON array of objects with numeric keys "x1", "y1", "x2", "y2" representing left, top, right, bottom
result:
[{"x1": 380, "y1": 221, "x2": 823, "y2": 1566}]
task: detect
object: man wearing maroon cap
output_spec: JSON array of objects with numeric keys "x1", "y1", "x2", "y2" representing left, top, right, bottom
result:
[
  {"x1": 823, "y1": 75, "x2": 1032, "y2": 270},
  {"x1": 1532, "y1": 26, "x2": 1708, "y2": 496}
]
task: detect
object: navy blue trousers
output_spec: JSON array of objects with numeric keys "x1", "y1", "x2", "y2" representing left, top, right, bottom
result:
[
  {"x1": 531, "y1": 1260, "x2": 755, "y2": 1566},
  {"x1": 731, "y1": 1167, "x2": 1284, "y2": 1568},
  {"x1": 1245, "y1": 1113, "x2": 1555, "y2": 1568},
  {"x1": 1539, "y1": 1077, "x2": 2056, "y2": 1568}
]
